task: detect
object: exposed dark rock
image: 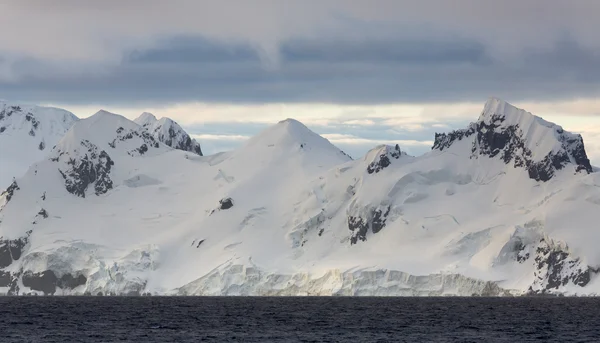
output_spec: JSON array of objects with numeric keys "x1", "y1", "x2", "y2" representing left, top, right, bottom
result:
[
  {"x1": 0, "y1": 127, "x2": 5, "y2": 133},
  {"x1": 38, "y1": 141, "x2": 45, "y2": 150},
  {"x1": 349, "y1": 205, "x2": 392, "y2": 245},
  {"x1": 149, "y1": 120, "x2": 203, "y2": 156},
  {"x1": 348, "y1": 216, "x2": 369, "y2": 245},
  {"x1": 432, "y1": 112, "x2": 593, "y2": 182},
  {"x1": 0, "y1": 271, "x2": 21, "y2": 295},
  {"x1": 58, "y1": 273, "x2": 87, "y2": 289},
  {"x1": 115, "y1": 128, "x2": 161, "y2": 156},
  {"x1": 134, "y1": 144, "x2": 148, "y2": 155},
  {"x1": 196, "y1": 239, "x2": 205, "y2": 248},
  {"x1": 0, "y1": 270, "x2": 11, "y2": 287},
  {"x1": 1, "y1": 179, "x2": 20, "y2": 203},
  {"x1": 432, "y1": 127, "x2": 476, "y2": 151},
  {"x1": 58, "y1": 141, "x2": 114, "y2": 197},
  {"x1": 0, "y1": 230, "x2": 32, "y2": 268},
  {"x1": 21, "y1": 270, "x2": 87, "y2": 295},
  {"x1": 371, "y1": 206, "x2": 391, "y2": 234},
  {"x1": 367, "y1": 144, "x2": 404, "y2": 174},
  {"x1": 219, "y1": 197, "x2": 234, "y2": 210},
  {"x1": 528, "y1": 238, "x2": 598, "y2": 294},
  {"x1": 38, "y1": 208, "x2": 48, "y2": 219},
  {"x1": 22, "y1": 270, "x2": 58, "y2": 295}
]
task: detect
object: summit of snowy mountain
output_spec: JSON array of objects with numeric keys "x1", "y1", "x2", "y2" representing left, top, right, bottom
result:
[
  {"x1": 0, "y1": 101, "x2": 78, "y2": 189},
  {"x1": 2, "y1": 99, "x2": 600, "y2": 297},
  {"x1": 134, "y1": 112, "x2": 203, "y2": 156},
  {"x1": 134, "y1": 112, "x2": 158, "y2": 127},
  {"x1": 432, "y1": 97, "x2": 592, "y2": 181},
  {"x1": 50, "y1": 110, "x2": 169, "y2": 198}
]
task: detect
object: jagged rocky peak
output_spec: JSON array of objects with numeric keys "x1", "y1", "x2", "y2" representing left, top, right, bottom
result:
[
  {"x1": 432, "y1": 97, "x2": 593, "y2": 182},
  {"x1": 366, "y1": 144, "x2": 406, "y2": 174},
  {"x1": 134, "y1": 112, "x2": 203, "y2": 156},
  {"x1": 50, "y1": 109, "x2": 166, "y2": 198}
]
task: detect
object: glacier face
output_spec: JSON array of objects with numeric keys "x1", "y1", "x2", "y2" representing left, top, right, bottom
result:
[{"x1": 1, "y1": 98, "x2": 600, "y2": 296}]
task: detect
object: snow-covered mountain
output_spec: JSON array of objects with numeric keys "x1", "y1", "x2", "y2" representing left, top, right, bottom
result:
[
  {"x1": 0, "y1": 105, "x2": 203, "y2": 192},
  {"x1": 1, "y1": 98, "x2": 600, "y2": 296},
  {"x1": 134, "y1": 112, "x2": 203, "y2": 155},
  {"x1": 0, "y1": 101, "x2": 78, "y2": 190}
]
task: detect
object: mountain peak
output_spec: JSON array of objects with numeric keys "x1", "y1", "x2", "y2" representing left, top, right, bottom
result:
[
  {"x1": 134, "y1": 112, "x2": 158, "y2": 127},
  {"x1": 433, "y1": 98, "x2": 592, "y2": 182},
  {"x1": 133, "y1": 114, "x2": 202, "y2": 155},
  {"x1": 239, "y1": 118, "x2": 351, "y2": 162},
  {"x1": 92, "y1": 109, "x2": 119, "y2": 117},
  {"x1": 247, "y1": 118, "x2": 321, "y2": 148},
  {"x1": 479, "y1": 97, "x2": 554, "y2": 130},
  {"x1": 0, "y1": 101, "x2": 78, "y2": 188}
]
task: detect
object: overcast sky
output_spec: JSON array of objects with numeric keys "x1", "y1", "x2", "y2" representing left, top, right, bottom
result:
[{"x1": 2, "y1": 1, "x2": 600, "y2": 160}]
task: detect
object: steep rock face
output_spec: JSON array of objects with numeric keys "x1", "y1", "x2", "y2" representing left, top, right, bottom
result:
[
  {"x1": 134, "y1": 113, "x2": 203, "y2": 155},
  {"x1": 0, "y1": 230, "x2": 31, "y2": 268},
  {"x1": 432, "y1": 98, "x2": 592, "y2": 182},
  {"x1": 496, "y1": 227, "x2": 598, "y2": 294},
  {"x1": 527, "y1": 238, "x2": 597, "y2": 294},
  {"x1": 54, "y1": 140, "x2": 115, "y2": 198}
]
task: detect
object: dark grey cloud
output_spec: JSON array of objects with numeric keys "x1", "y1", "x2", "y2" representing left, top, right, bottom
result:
[
  {"x1": 2, "y1": 34, "x2": 599, "y2": 106},
  {"x1": 1, "y1": 1, "x2": 600, "y2": 106}
]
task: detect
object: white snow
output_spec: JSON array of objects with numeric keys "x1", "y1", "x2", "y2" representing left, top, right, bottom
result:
[
  {"x1": 1, "y1": 98, "x2": 599, "y2": 296},
  {"x1": 0, "y1": 101, "x2": 77, "y2": 189},
  {"x1": 134, "y1": 112, "x2": 203, "y2": 155}
]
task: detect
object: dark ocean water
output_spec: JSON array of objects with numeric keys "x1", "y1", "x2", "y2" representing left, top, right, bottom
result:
[{"x1": 0, "y1": 297, "x2": 598, "y2": 342}]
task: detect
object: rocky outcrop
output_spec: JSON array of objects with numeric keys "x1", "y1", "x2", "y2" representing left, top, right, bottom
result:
[
  {"x1": 367, "y1": 144, "x2": 404, "y2": 174},
  {"x1": 56, "y1": 140, "x2": 114, "y2": 198},
  {"x1": 22, "y1": 270, "x2": 87, "y2": 295},
  {"x1": 1, "y1": 180, "x2": 20, "y2": 203},
  {"x1": 348, "y1": 204, "x2": 392, "y2": 245},
  {"x1": 111, "y1": 126, "x2": 161, "y2": 157},
  {"x1": 0, "y1": 230, "x2": 32, "y2": 268},
  {"x1": 432, "y1": 100, "x2": 592, "y2": 182},
  {"x1": 134, "y1": 114, "x2": 203, "y2": 156},
  {"x1": 219, "y1": 197, "x2": 234, "y2": 210},
  {"x1": 527, "y1": 238, "x2": 597, "y2": 294}
]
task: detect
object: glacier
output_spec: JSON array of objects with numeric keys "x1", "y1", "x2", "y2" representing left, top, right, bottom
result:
[{"x1": 1, "y1": 97, "x2": 600, "y2": 296}]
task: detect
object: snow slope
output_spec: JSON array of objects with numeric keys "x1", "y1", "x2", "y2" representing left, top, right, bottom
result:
[
  {"x1": 134, "y1": 112, "x2": 203, "y2": 155},
  {"x1": 1, "y1": 98, "x2": 599, "y2": 296},
  {"x1": 0, "y1": 101, "x2": 78, "y2": 190}
]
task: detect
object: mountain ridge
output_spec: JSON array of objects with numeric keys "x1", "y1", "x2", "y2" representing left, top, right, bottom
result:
[
  {"x1": 432, "y1": 97, "x2": 592, "y2": 181},
  {"x1": 1, "y1": 98, "x2": 599, "y2": 297}
]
